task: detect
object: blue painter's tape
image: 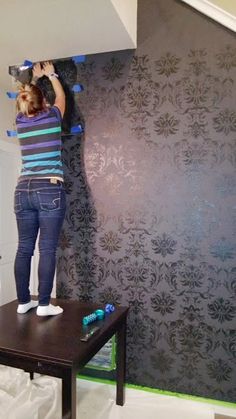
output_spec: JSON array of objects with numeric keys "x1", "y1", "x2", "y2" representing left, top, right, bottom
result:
[
  {"x1": 72, "y1": 55, "x2": 86, "y2": 63},
  {"x1": 72, "y1": 84, "x2": 84, "y2": 93},
  {"x1": 23, "y1": 60, "x2": 33, "y2": 68},
  {"x1": 7, "y1": 92, "x2": 18, "y2": 99},
  {"x1": 7, "y1": 130, "x2": 17, "y2": 137},
  {"x1": 70, "y1": 125, "x2": 84, "y2": 134}
]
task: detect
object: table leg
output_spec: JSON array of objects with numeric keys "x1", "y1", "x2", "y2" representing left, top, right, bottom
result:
[
  {"x1": 62, "y1": 369, "x2": 77, "y2": 419},
  {"x1": 116, "y1": 319, "x2": 126, "y2": 406}
]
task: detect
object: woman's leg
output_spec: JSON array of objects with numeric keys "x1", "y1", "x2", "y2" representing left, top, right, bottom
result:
[
  {"x1": 37, "y1": 214, "x2": 65, "y2": 306},
  {"x1": 14, "y1": 209, "x2": 39, "y2": 305},
  {"x1": 36, "y1": 185, "x2": 66, "y2": 314}
]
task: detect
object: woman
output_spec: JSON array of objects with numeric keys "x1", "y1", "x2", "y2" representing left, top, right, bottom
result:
[{"x1": 14, "y1": 61, "x2": 66, "y2": 316}]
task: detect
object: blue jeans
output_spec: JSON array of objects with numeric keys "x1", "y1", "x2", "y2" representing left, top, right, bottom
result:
[{"x1": 14, "y1": 179, "x2": 66, "y2": 305}]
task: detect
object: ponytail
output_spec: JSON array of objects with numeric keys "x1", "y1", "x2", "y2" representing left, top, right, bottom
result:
[{"x1": 16, "y1": 84, "x2": 45, "y2": 116}]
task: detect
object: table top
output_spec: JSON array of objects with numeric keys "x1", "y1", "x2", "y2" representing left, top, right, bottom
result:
[{"x1": 0, "y1": 298, "x2": 129, "y2": 368}]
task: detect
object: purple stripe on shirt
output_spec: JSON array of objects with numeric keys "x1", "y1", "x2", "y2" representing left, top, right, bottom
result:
[
  {"x1": 52, "y1": 106, "x2": 62, "y2": 122},
  {"x1": 20, "y1": 140, "x2": 61, "y2": 150},
  {"x1": 17, "y1": 116, "x2": 58, "y2": 129}
]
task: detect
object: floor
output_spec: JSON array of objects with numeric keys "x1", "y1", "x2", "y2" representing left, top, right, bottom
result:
[
  {"x1": 215, "y1": 416, "x2": 236, "y2": 419},
  {"x1": 0, "y1": 366, "x2": 235, "y2": 419}
]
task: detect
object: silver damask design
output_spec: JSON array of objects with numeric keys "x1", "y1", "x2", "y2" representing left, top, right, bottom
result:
[{"x1": 57, "y1": 0, "x2": 236, "y2": 404}]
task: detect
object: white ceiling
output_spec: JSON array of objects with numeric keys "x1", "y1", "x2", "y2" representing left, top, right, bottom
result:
[{"x1": 0, "y1": 0, "x2": 137, "y2": 65}]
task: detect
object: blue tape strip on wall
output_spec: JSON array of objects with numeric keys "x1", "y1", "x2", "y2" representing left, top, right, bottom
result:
[
  {"x1": 72, "y1": 84, "x2": 84, "y2": 93},
  {"x1": 7, "y1": 92, "x2": 18, "y2": 99},
  {"x1": 19, "y1": 60, "x2": 33, "y2": 71},
  {"x1": 7, "y1": 130, "x2": 17, "y2": 137},
  {"x1": 23, "y1": 60, "x2": 33, "y2": 68},
  {"x1": 72, "y1": 55, "x2": 86, "y2": 63},
  {"x1": 70, "y1": 125, "x2": 84, "y2": 134}
]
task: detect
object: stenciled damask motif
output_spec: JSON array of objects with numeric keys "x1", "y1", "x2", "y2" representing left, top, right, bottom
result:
[
  {"x1": 210, "y1": 238, "x2": 236, "y2": 262},
  {"x1": 168, "y1": 321, "x2": 210, "y2": 355},
  {"x1": 59, "y1": 229, "x2": 73, "y2": 250},
  {"x1": 184, "y1": 78, "x2": 210, "y2": 107},
  {"x1": 150, "y1": 349, "x2": 174, "y2": 373},
  {"x1": 77, "y1": 61, "x2": 96, "y2": 83},
  {"x1": 180, "y1": 296, "x2": 205, "y2": 323},
  {"x1": 208, "y1": 298, "x2": 236, "y2": 323},
  {"x1": 184, "y1": 109, "x2": 209, "y2": 139},
  {"x1": 151, "y1": 292, "x2": 176, "y2": 315},
  {"x1": 222, "y1": 329, "x2": 236, "y2": 358},
  {"x1": 98, "y1": 286, "x2": 122, "y2": 305},
  {"x1": 178, "y1": 353, "x2": 201, "y2": 380},
  {"x1": 99, "y1": 231, "x2": 122, "y2": 254},
  {"x1": 56, "y1": 0, "x2": 236, "y2": 403},
  {"x1": 128, "y1": 55, "x2": 152, "y2": 82},
  {"x1": 154, "y1": 113, "x2": 179, "y2": 138},
  {"x1": 120, "y1": 81, "x2": 153, "y2": 124},
  {"x1": 102, "y1": 57, "x2": 125, "y2": 82},
  {"x1": 187, "y1": 49, "x2": 208, "y2": 76},
  {"x1": 213, "y1": 109, "x2": 236, "y2": 135},
  {"x1": 224, "y1": 267, "x2": 236, "y2": 298},
  {"x1": 207, "y1": 358, "x2": 232, "y2": 383},
  {"x1": 151, "y1": 233, "x2": 177, "y2": 257},
  {"x1": 127, "y1": 232, "x2": 149, "y2": 258},
  {"x1": 174, "y1": 139, "x2": 209, "y2": 172},
  {"x1": 215, "y1": 45, "x2": 236, "y2": 71},
  {"x1": 155, "y1": 52, "x2": 181, "y2": 77}
]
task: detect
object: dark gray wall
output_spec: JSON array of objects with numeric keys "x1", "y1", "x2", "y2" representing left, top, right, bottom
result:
[{"x1": 57, "y1": 0, "x2": 236, "y2": 402}]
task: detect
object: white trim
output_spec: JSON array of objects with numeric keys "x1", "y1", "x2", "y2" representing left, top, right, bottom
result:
[{"x1": 181, "y1": 0, "x2": 236, "y2": 32}]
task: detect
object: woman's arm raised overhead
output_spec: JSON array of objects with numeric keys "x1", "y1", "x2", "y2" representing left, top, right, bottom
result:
[{"x1": 42, "y1": 61, "x2": 65, "y2": 118}]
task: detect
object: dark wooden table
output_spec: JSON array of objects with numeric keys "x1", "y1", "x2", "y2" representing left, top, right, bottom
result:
[{"x1": 0, "y1": 298, "x2": 129, "y2": 419}]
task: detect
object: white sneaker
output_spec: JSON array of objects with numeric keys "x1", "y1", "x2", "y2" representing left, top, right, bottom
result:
[{"x1": 36, "y1": 304, "x2": 63, "y2": 316}]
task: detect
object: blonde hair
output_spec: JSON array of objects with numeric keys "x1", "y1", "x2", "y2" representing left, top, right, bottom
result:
[{"x1": 16, "y1": 84, "x2": 45, "y2": 116}]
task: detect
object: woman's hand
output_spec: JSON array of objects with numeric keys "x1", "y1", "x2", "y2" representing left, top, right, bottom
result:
[
  {"x1": 32, "y1": 63, "x2": 44, "y2": 82},
  {"x1": 42, "y1": 61, "x2": 55, "y2": 77}
]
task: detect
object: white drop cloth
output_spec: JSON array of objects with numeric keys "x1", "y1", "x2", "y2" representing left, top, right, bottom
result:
[{"x1": 0, "y1": 366, "x2": 235, "y2": 419}]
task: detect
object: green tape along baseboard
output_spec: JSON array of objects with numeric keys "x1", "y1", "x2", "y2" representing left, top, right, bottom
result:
[
  {"x1": 79, "y1": 338, "x2": 236, "y2": 409},
  {"x1": 78, "y1": 373, "x2": 236, "y2": 409},
  {"x1": 85, "y1": 336, "x2": 116, "y2": 371}
]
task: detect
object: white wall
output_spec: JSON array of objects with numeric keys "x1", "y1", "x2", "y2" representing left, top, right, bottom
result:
[
  {"x1": 111, "y1": 0, "x2": 138, "y2": 46},
  {"x1": 0, "y1": 149, "x2": 19, "y2": 305}
]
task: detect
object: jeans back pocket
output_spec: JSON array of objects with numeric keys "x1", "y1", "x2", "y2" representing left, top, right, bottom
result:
[{"x1": 37, "y1": 190, "x2": 61, "y2": 211}]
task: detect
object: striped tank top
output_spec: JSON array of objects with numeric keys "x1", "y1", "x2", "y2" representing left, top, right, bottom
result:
[{"x1": 16, "y1": 106, "x2": 63, "y2": 181}]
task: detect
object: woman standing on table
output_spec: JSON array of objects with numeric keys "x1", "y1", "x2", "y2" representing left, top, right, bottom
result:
[{"x1": 14, "y1": 61, "x2": 66, "y2": 316}]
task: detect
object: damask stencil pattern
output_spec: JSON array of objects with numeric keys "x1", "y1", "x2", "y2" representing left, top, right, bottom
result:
[{"x1": 57, "y1": 0, "x2": 236, "y2": 403}]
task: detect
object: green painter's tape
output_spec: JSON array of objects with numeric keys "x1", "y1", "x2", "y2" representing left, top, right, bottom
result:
[
  {"x1": 77, "y1": 374, "x2": 236, "y2": 409},
  {"x1": 86, "y1": 336, "x2": 116, "y2": 371}
]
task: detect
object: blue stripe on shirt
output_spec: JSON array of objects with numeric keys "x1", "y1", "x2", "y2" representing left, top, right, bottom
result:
[
  {"x1": 23, "y1": 160, "x2": 62, "y2": 168},
  {"x1": 18, "y1": 127, "x2": 61, "y2": 139},
  {"x1": 22, "y1": 151, "x2": 61, "y2": 161}
]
